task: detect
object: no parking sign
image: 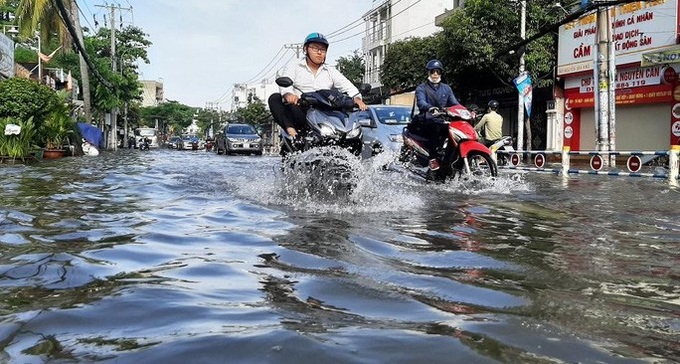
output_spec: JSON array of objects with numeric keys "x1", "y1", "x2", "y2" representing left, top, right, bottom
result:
[
  {"x1": 627, "y1": 155, "x2": 642, "y2": 172},
  {"x1": 534, "y1": 154, "x2": 546, "y2": 168},
  {"x1": 590, "y1": 155, "x2": 603, "y2": 171}
]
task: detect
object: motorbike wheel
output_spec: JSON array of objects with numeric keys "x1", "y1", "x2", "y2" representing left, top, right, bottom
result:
[{"x1": 467, "y1": 151, "x2": 498, "y2": 178}]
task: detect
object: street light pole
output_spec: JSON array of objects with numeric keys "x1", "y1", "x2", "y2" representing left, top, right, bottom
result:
[
  {"x1": 36, "y1": 31, "x2": 42, "y2": 83},
  {"x1": 516, "y1": 0, "x2": 526, "y2": 153}
]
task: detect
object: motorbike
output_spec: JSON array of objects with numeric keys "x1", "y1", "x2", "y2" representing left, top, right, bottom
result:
[
  {"x1": 275, "y1": 76, "x2": 369, "y2": 157},
  {"x1": 398, "y1": 104, "x2": 498, "y2": 181},
  {"x1": 205, "y1": 138, "x2": 215, "y2": 152},
  {"x1": 138, "y1": 137, "x2": 150, "y2": 151},
  {"x1": 488, "y1": 136, "x2": 514, "y2": 166},
  {"x1": 274, "y1": 76, "x2": 371, "y2": 196}
]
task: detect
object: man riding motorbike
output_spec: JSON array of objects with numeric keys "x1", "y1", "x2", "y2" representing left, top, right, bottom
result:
[
  {"x1": 474, "y1": 100, "x2": 504, "y2": 147},
  {"x1": 268, "y1": 32, "x2": 368, "y2": 143},
  {"x1": 412, "y1": 59, "x2": 460, "y2": 171}
]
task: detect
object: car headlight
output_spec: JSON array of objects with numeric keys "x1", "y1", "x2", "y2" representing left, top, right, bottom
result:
[
  {"x1": 346, "y1": 124, "x2": 362, "y2": 138},
  {"x1": 388, "y1": 134, "x2": 403, "y2": 143},
  {"x1": 227, "y1": 137, "x2": 238, "y2": 142},
  {"x1": 318, "y1": 123, "x2": 335, "y2": 137},
  {"x1": 253, "y1": 137, "x2": 262, "y2": 143}
]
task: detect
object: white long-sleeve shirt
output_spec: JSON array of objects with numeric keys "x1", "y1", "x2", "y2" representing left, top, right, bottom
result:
[{"x1": 279, "y1": 59, "x2": 361, "y2": 99}]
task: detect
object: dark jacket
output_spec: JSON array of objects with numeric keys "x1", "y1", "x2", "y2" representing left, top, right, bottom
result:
[{"x1": 415, "y1": 81, "x2": 459, "y2": 113}]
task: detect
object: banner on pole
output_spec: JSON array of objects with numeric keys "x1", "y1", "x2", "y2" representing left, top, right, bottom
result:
[{"x1": 513, "y1": 71, "x2": 533, "y2": 118}]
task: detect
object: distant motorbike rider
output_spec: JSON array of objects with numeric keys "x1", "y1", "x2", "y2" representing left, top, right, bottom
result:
[
  {"x1": 474, "y1": 100, "x2": 504, "y2": 147},
  {"x1": 412, "y1": 59, "x2": 460, "y2": 170},
  {"x1": 268, "y1": 32, "x2": 368, "y2": 140}
]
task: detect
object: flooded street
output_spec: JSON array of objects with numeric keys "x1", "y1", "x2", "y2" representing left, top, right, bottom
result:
[{"x1": 0, "y1": 149, "x2": 678, "y2": 363}]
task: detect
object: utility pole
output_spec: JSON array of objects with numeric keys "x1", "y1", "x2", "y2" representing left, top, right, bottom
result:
[
  {"x1": 607, "y1": 4, "x2": 617, "y2": 167},
  {"x1": 96, "y1": 3, "x2": 132, "y2": 151},
  {"x1": 284, "y1": 43, "x2": 303, "y2": 59},
  {"x1": 516, "y1": 0, "x2": 526, "y2": 153},
  {"x1": 594, "y1": 4, "x2": 614, "y2": 167}
]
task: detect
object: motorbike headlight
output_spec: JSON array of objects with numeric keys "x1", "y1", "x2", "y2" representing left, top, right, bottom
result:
[
  {"x1": 388, "y1": 134, "x2": 403, "y2": 143},
  {"x1": 318, "y1": 123, "x2": 335, "y2": 137},
  {"x1": 346, "y1": 124, "x2": 362, "y2": 138}
]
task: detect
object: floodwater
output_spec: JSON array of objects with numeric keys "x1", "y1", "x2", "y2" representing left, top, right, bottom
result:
[{"x1": 0, "y1": 148, "x2": 678, "y2": 363}]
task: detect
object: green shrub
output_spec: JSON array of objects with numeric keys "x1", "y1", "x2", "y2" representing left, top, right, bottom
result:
[
  {"x1": 0, "y1": 78, "x2": 61, "y2": 131},
  {"x1": 41, "y1": 110, "x2": 74, "y2": 150},
  {"x1": 0, "y1": 117, "x2": 37, "y2": 158}
]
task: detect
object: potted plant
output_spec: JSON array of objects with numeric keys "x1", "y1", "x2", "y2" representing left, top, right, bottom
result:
[
  {"x1": 41, "y1": 110, "x2": 74, "y2": 159},
  {"x1": 0, "y1": 116, "x2": 37, "y2": 164}
]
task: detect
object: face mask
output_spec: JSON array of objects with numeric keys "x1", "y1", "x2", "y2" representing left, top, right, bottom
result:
[{"x1": 428, "y1": 76, "x2": 440, "y2": 84}]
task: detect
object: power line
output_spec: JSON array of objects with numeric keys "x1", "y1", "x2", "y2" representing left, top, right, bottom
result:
[
  {"x1": 329, "y1": 0, "x2": 421, "y2": 42},
  {"x1": 243, "y1": 45, "x2": 286, "y2": 84},
  {"x1": 326, "y1": 0, "x2": 405, "y2": 39},
  {"x1": 75, "y1": 1, "x2": 95, "y2": 31},
  {"x1": 53, "y1": 0, "x2": 113, "y2": 89}
]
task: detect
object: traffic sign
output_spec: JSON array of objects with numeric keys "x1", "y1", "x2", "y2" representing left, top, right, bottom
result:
[
  {"x1": 627, "y1": 155, "x2": 642, "y2": 172},
  {"x1": 534, "y1": 153, "x2": 546, "y2": 168},
  {"x1": 590, "y1": 155, "x2": 603, "y2": 171},
  {"x1": 510, "y1": 153, "x2": 520, "y2": 166}
]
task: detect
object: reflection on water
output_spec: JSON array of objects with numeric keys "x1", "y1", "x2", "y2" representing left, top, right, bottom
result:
[{"x1": 0, "y1": 149, "x2": 678, "y2": 363}]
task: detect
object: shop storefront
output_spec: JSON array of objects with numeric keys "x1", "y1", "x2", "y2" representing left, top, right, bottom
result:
[{"x1": 557, "y1": 0, "x2": 680, "y2": 151}]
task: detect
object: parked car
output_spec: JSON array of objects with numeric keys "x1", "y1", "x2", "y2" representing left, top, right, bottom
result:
[
  {"x1": 215, "y1": 124, "x2": 263, "y2": 155},
  {"x1": 355, "y1": 105, "x2": 412, "y2": 159},
  {"x1": 178, "y1": 135, "x2": 200, "y2": 150},
  {"x1": 167, "y1": 136, "x2": 182, "y2": 149}
]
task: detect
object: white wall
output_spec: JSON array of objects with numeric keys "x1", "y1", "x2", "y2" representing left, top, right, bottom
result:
[{"x1": 391, "y1": 0, "x2": 449, "y2": 42}]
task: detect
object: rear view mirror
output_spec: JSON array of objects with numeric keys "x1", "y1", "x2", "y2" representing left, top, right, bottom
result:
[
  {"x1": 275, "y1": 77, "x2": 294, "y2": 88},
  {"x1": 358, "y1": 83, "x2": 372, "y2": 95}
]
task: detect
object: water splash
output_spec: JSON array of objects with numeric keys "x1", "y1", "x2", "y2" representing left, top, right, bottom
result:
[{"x1": 232, "y1": 148, "x2": 532, "y2": 214}]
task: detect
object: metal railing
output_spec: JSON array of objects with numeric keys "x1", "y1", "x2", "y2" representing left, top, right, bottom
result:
[{"x1": 497, "y1": 145, "x2": 680, "y2": 186}]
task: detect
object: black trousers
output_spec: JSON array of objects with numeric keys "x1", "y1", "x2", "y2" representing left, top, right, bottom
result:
[
  {"x1": 411, "y1": 114, "x2": 448, "y2": 158},
  {"x1": 268, "y1": 93, "x2": 307, "y2": 133}
]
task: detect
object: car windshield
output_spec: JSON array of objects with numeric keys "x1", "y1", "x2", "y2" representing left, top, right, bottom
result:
[
  {"x1": 227, "y1": 125, "x2": 257, "y2": 134},
  {"x1": 374, "y1": 107, "x2": 411, "y2": 125},
  {"x1": 135, "y1": 128, "x2": 157, "y2": 136}
]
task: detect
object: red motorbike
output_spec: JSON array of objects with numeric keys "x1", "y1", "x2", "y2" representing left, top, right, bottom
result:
[{"x1": 399, "y1": 104, "x2": 497, "y2": 181}]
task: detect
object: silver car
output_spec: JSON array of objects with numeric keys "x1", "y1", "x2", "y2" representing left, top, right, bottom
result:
[
  {"x1": 216, "y1": 124, "x2": 263, "y2": 155},
  {"x1": 356, "y1": 105, "x2": 412, "y2": 159}
]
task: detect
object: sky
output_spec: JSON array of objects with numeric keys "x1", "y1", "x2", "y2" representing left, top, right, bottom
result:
[{"x1": 77, "y1": 0, "x2": 376, "y2": 108}]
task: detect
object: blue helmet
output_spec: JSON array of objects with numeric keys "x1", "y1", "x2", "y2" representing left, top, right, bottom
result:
[
  {"x1": 304, "y1": 32, "x2": 329, "y2": 48},
  {"x1": 426, "y1": 59, "x2": 444, "y2": 72}
]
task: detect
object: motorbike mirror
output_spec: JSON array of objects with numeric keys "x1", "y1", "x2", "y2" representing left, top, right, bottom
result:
[
  {"x1": 358, "y1": 83, "x2": 372, "y2": 96},
  {"x1": 275, "y1": 77, "x2": 294, "y2": 88}
]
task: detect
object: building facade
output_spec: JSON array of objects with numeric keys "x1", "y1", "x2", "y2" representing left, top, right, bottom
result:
[
  {"x1": 140, "y1": 79, "x2": 164, "y2": 107},
  {"x1": 557, "y1": 0, "x2": 680, "y2": 151},
  {"x1": 363, "y1": 0, "x2": 455, "y2": 88},
  {"x1": 231, "y1": 79, "x2": 279, "y2": 111}
]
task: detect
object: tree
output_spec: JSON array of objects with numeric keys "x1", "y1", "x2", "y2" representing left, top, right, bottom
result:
[
  {"x1": 140, "y1": 100, "x2": 195, "y2": 135},
  {"x1": 379, "y1": 35, "x2": 443, "y2": 93},
  {"x1": 335, "y1": 50, "x2": 365, "y2": 87},
  {"x1": 439, "y1": 0, "x2": 560, "y2": 92},
  {"x1": 83, "y1": 25, "x2": 151, "y2": 117},
  {"x1": 232, "y1": 99, "x2": 272, "y2": 131},
  {"x1": 2, "y1": 0, "x2": 94, "y2": 122},
  {"x1": 380, "y1": 0, "x2": 561, "y2": 98}
]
